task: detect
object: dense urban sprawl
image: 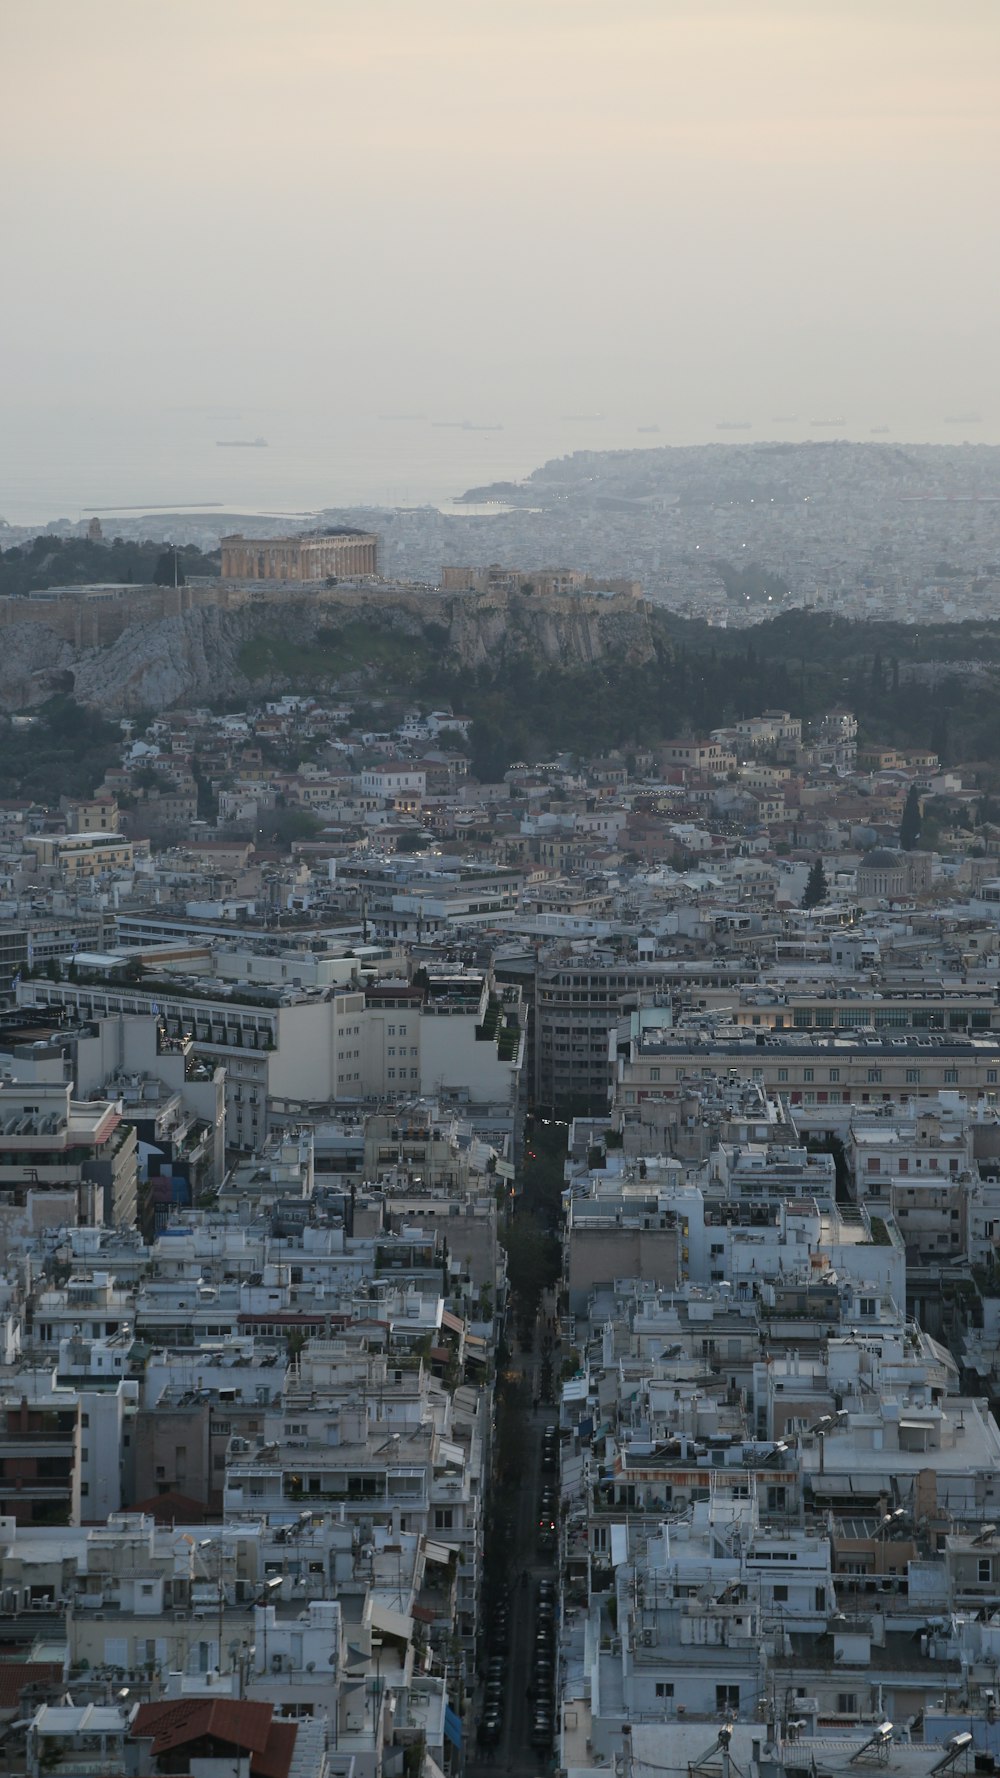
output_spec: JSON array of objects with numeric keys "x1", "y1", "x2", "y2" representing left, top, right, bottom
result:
[{"x1": 3, "y1": 522, "x2": 1000, "y2": 1778}]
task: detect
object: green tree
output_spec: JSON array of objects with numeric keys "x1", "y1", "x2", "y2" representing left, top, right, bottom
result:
[
  {"x1": 153, "y1": 549, "x2": 185, "y2": 587},
  {"x1": 259, "y1": 808, "x2": 323, "y2": 851},
  {"x1": 801, "y1": 857, "x2": 828, "y2": 908},
  {"x1": 899, "y1": 784, "x2": 922, "y2": 850}
]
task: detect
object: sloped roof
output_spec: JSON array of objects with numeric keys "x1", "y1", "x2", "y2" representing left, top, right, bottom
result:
[
  {"x1": 0, "y1": 1664, "x2": 63, "y2": 1711},
  {"x1": 132, "y1": 1698, "x2": 296, "y2": 1778},
  {"x1": 130, "y1": 1489, "x2": 214, "y2": 1525}
]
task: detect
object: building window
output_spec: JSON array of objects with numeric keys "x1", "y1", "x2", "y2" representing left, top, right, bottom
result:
[
  {"x1": 434, "y1": 1508, "x2": 453, "y2": 1531},
  {"x1": 803, "y1": 1068, "x2": 814, "y2": 1084},
  {"x1": 656, "y1": 1682, "x2": 674, "y2": 1699},
  {"x1": 979, "y1": 1558, "x2": 992, "y2": 1583},
  {"x1": 777, "y1": 1068, "x2": 788, "y2": 1083},
  {"x1": 838, "y1": 1694, "x2": 858, "y2": 1716},
  {"x1": 945, "y1": 1069, "x2": 958, "y2": 1085},
  {"x1": 773, "y1": 1585, "x2": 788, "y2": 1603},
  {"x1": 717, "y1": 1685, "x2": 740, "y2": 1711},
  {"x1": 829, "y1": 1068, "x2": 840, "y2": 1083},
  {"x1": 868, "y1": 1069, "x2": 882, "y2": 1084},
  {"x1": 906, "y1": 1068, "x2": 920, "y2": 1084}
]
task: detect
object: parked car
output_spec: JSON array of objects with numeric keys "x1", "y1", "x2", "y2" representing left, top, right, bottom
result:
[{"x1": 478, "y1": 1714, "x2": 502, "y2": 1747}]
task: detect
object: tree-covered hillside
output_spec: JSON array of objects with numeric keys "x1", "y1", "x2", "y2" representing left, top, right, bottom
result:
[
  {"x1": 417, "y1": 611, "x2": 1000, "y2": 782},
  {"x1": 0, "y1": 697, "x2": 122, "y2": 801},
  {"x1": 0, "y1": 535, "x2": 219, "y2": 598}
]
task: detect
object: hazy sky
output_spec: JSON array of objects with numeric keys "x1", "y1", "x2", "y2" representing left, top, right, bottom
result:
[{"x1": 3, "y1": 0, "x2": 999, "y2": 432}]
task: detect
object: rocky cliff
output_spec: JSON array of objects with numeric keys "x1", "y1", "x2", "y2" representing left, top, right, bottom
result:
[{"x1": 0, "y1": 586, "x2": 661, "y2": 713}]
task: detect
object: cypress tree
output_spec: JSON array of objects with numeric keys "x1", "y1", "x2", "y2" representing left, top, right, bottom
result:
[{"x1": 899, "y1": 784, "x2": 922, "y2": 851}]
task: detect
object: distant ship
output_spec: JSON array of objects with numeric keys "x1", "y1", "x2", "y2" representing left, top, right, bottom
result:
[
  {"x1": 716, "y1": 420, "x2": 752, "y2": 431},
  {"x1": 217, "y1": 436, "x2": 268, "y2": 448},
  {"x1": 810, "y1": 417, "x2": 845, "y2": 427},
  {"x1": 771, "y1": 414, "x2": 798, "y2": 423},
  {"x1": 432, "y1": 420, "x2": 503, "y2": 431},
  {"x1": 944, "y1": 411, "x2": 982, "y2": 424},
  {"x1": 870, "y1": 425, "x2": 890, "y2": 435},
  {"x1": 637, "y1": 424, "x2": 660, "y2": 434}
]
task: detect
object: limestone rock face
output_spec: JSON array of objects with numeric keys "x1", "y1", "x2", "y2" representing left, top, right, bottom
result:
[
  {"x1": 0, "y1": 587, "x2": 659, "y2": 713},
  {"x1": 0, "y1": 624, "x2": 78, "y2": 709},
  {"x1": 71, "y1": 606, "x2": 254, "y2": 712}
]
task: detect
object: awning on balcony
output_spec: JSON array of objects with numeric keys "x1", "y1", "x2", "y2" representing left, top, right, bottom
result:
[{"x1": 370, "y1": 1600, "x2": 413, "y2": 1643}]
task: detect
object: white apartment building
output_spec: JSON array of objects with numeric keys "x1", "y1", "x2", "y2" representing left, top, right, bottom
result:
[
  {"x1": 360, "y1": 768, "x2": 427, "y2": 802},
  {"x1": 22, "y1": 968, "x2": 521, "y2": 1153}
]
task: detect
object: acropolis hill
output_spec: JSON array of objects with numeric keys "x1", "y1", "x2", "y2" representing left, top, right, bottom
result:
[{"x1": 0, "y1": 579, "x2": 657, "y2": 714}]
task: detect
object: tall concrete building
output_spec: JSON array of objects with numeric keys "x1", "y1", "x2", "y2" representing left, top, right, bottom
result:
[{"x1": 221, "y1": 528, "x2": 378, "y2": 581}]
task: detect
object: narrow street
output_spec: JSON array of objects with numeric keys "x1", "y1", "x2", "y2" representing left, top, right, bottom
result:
[{"x1": 468, "y1": 1307, "x2": 559, "y2": 1778}]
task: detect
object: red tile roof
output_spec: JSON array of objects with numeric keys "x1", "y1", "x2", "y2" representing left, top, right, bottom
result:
[
  {"x1": 129, "y1": 1489, "x2": 215, "y2": 1525},
  {"x1": 0, "y1": 1663, "x2": 63, "y2": 1711},
  {"x1": 132, "y1": 1698, "x2": 296, "y2": 1778}
]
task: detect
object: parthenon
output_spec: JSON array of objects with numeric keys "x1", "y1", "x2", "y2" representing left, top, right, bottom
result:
[{"x1": 220, "y1": 529, "x2": 378, "y2": 582}]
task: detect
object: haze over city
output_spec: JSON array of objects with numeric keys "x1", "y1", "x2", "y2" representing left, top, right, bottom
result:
[
  {"x1": 2, "y1": 0, "x2": 999, "y2": 520},
  {"x1": 9, "y1": 8, "x2": 1000, "y2": 1778}
]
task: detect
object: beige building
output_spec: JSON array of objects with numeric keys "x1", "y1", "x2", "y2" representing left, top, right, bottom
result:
[
  {"x1": 221, "y1": 529, "x2": 378, "y2": 581},
  {"x1": 662, "y1": 740, "x2": 737, "y2": 774},
  {"x1": 613, "y1": 1032, "x2": 1000, "y2": 1126},
  {"x1": 857, "y1": 847, "x2": 933, "y2": 899},
  {"x1": 60, "y1": 796, "x2": 120, "y2": 834},
  {"x1": 25, "y1": 832, "x2": 141, "y2": 879},
  {"x1": 441, "y1": 563, "x2": 640, "y2": 597}
]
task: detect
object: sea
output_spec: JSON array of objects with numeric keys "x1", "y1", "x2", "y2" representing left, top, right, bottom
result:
[{"x1": 0, "y1": 403, "x2": 993, "y2": 530}]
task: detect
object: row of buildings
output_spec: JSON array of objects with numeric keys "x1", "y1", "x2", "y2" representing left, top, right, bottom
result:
[{"x1": 2, "y1": 674, "x2": 1000, "y2": 1778}]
